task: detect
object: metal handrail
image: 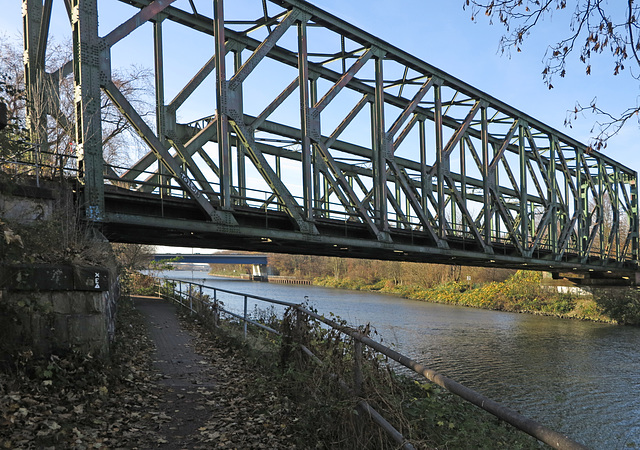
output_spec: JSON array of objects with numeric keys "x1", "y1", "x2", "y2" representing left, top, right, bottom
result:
[{"x1": 156, "y1": 276, "x2": 588, "y2": 450}]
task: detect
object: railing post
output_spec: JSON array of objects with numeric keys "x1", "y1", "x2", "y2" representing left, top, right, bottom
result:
[
  {"x1": 213, "y1": 288, "x2": 219, "y2": 327},
  {"x1": 189, "y1": 282, "x2": 193, "y2": 315},
  {"x1": 243, "y1": 295, "x2": 248, "y2": 338}
]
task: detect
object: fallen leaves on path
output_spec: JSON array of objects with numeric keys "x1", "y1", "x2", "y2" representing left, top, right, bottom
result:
[
  {"x1": 0, "y1": 298, "x2": 303, "y2": 449},
  {"x1": 0, "y1": 300, "x2": 162, "y2": 449}
]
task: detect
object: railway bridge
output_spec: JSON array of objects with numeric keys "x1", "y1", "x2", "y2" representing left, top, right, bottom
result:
[{"x1": 20, "y1": 0, "x2": 640, "y2": 284}]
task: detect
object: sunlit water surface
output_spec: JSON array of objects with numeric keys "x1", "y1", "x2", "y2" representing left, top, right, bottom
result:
[{"x1": 161, "y1": 270, "x2": 640, "y2": 449}]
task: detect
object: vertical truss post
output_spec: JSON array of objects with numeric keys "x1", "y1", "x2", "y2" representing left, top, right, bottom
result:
[
  {"x1": 529, "y1": 201, "x2": 535, "y2": 247},
  {"x1": 153, "y1": 16, "x2": 165, "y2": 142},
  {"x1": 72, "y1": 0, "x2": 104, "y2": 220},
  {"x1": 575, "y1": 147, "x2": 582, "y2": 257},
  {"x1": 565, "y1": 166, "x2": 570, "y2": 230},
  {"x1": 23, "y1": 0, "x2": 50, "y2": 159},
  {"x1": 234, "y1": 50, "x2": 245, "y2": 205},
  {"x1": 276, "y1": 155, "x2": 282, "y2": 211},
  {"x1": 548, "y1": 137, "x2": 557, "y2": 254},
  {"x1": 481, "y1": 106, "x2": 491, "y2": 243},
  {"x1": 236, "y1": 142, "x2": 246, "y2": 206},
  {"x1": 598, "y1": 159, "x2": 605, "y2": 258},
  {"x1": 372, "y1": 53, "x2": 388, "y2": 231},
  {"x1": 460, "y1": 136, "x2": 467, "y2": 235},
  {"x1": 310, "y1": 77, "x2": 322, "y2": 215},
  {"x1": 154, "y1": 15, "x2": 170, "y2": 198},
  {"x1": 434, "y1": 83, "x2": 445, "y2": 237},
  {"x1": 298, "y1": 18, "x2": 313, "y2": 220},
  {"x1": 577, "y1": 148, "x2": 588, "y2": 259},
  {"x1": 154, "y1": 13, "x2": 167, "y2": 174},
  {"x1": 214, "y1": 0, "x2": 232, "y2": 210},
  {"x1": 519, "y1": 123, "x2": 529, "y2": 253},
  {"x1": 631, "y1": 175, "x2": 639, "y2": 264},
  {"x1": 613, "y1": 167, "x2": 620, "y2": 261},
  {"x1": 419, "y1": 117, "x2": 428, "y2": 214},
  {"x1": 323, "y1": 177, "x2": 330, "y2": 217}
]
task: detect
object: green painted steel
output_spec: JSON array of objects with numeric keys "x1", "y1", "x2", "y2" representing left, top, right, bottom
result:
[{"x1": 23, "y1": 0, "x2": 640, "y2": 281}]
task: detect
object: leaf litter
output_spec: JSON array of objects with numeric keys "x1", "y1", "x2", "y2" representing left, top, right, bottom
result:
[{"x1": 0, "y1": 297, "x2": 301, "y2": 449}]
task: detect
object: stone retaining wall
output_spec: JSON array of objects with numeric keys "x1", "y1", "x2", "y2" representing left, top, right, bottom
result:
[{"x1": 0, "y1": 264, "x2": 118, "y2": 358}]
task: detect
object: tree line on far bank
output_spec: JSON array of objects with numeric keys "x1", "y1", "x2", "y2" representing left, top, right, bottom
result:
[{"x1": 266, "y1": 253, "x2": 514, "y2": 288}]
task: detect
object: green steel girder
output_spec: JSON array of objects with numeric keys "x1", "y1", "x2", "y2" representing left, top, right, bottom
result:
[{"x1": 23, "y1": 0, "x2": 639, "y2": 277}]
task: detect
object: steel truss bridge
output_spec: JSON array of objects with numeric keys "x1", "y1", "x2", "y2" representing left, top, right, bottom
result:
[{"x1": 22, "y1": 0, "x2": 640, "y2": 282}]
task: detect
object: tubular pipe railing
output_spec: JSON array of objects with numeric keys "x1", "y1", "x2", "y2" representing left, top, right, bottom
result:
[{"x1": 156, "y1": 276, "x2": 588, "y2": 450}]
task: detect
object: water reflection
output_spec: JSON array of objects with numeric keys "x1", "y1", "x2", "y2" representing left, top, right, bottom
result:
[{"x1": 162, "y1": 271, "x2": 640, "y2": 449}]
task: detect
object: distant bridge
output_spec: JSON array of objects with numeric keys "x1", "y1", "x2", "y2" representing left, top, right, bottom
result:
[
  {"x1": 154, "y1": 254, "x2": 268, "y2": 265},
  {"x1": 21, "y1": 0, "x2": 639, "y2": 284}
]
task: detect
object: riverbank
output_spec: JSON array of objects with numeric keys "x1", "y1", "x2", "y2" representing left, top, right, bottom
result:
[{"x1": 314, "y1": 270, "x2": 637, "y2": 324}]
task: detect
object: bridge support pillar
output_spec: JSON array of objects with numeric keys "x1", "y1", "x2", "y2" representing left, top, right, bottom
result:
[
  {"x1": 251, "y1": 264, "x2": 268, "y2": 282},
  {"x1": 72, "y1": 0, "x2": 105, "y2": 220}
]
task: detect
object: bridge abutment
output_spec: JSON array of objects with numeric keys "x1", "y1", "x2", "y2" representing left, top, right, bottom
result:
[
  {"x1": 0, "y1": 264, "x2": 118, "y2": 359},
  {"x1": 0, "y1": 180, "x2": 119, "y2": 359}
]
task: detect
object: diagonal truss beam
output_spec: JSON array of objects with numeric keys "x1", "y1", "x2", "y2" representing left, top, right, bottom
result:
[{"x1": 103, "y1": 81, "x2": 236, "y2": 225}]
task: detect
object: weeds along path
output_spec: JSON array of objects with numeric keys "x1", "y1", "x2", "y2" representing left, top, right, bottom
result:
[{"x1": 133, "y1": 296, "x2": 300, "y2": 449}]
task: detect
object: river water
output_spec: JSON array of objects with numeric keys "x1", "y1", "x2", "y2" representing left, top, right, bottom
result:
[{"x1": 162, "y1": 270, "x2": 640, "y2": 449}]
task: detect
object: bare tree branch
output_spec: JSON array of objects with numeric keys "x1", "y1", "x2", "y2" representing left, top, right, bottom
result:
[{"x1": 466, "y1": 0, "x2": 640, "y2": 146}]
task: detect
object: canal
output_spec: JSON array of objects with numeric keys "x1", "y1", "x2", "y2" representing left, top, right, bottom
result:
[{"x1": 163, "y1": 270, "x2": 640, "y2": 449}]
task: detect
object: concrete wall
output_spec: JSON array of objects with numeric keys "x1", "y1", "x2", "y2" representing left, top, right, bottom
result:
[{"x1": 0, "y1": 179, "x2": 70, "y2": 222}]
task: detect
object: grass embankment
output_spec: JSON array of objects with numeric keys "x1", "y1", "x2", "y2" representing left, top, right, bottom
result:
[{"x1": 315, "y1": 271, "x2": 622, "y2": 323}]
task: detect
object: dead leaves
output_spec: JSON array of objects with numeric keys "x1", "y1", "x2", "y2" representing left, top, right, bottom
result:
[
  {"x1": 0, "y1": 298, "x2": 304, "y2": 449},
  {"x1": 170, "y1": 318, "x2": 301, "y2": 449},
  {"x1": 0, "y1": 221, "x2": 23, "y2": 248},
  {"x1": 0, "y1": 300, "x2": 161, "y2": 449}
]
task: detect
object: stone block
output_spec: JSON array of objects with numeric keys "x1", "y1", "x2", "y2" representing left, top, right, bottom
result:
[
  {"x1": 51, "y1": 315, "x2": 70, "y2": 343},
  {"x1": 85, "y1": 293, "x2": 105, "y2": 314},
  {"x1": 52, "y1": 292, "x2": 74, "y2": 314},
  {"x1": 1, "y1": 265, "x2": 74, "y2": 291},
  {"x1": 69, "y1": 315, "x2": 106, "y2": 345}
]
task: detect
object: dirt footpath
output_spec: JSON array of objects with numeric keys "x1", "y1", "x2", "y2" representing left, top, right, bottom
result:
[{"x1": 133, "y1": 296, "x2": 300, "y2": 449}]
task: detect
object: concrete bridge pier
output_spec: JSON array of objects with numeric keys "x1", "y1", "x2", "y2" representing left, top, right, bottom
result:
[{"x1": 251, "y1": 264, "x2": 268, "y2": 282}]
